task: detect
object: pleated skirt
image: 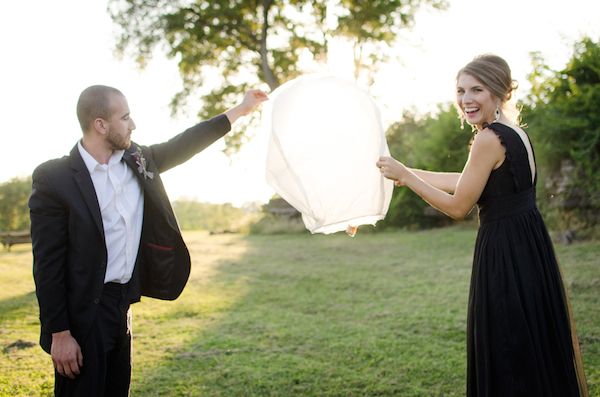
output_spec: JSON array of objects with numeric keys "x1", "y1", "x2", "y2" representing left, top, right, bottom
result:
[{"x1": 467, "y1": 208, "x2": 587, "y2": 396}]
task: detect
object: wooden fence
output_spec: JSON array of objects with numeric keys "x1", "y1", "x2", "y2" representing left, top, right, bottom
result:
[{"x1": 0, "y1": 230, "x2": 31, "y2": 251}]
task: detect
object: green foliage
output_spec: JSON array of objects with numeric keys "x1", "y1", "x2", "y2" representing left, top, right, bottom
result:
[
  {"x1": 382, "y1": 104, "x2": 472, "y2": 229},
  {"x1": 525, "y1": 37, "x2": 600, "y2": 173},
  {"x1": 108, "y1": 0, "x2": 446, "y2": 154},
  {"x1": 0, "y1": 176, "x2": 31, "y2": 232},
  {"x1": 522, "y1": 37, "x2": 600, "y2": 230},
  {"x1": 172, "y1": 199, "x2": 257, "y2": 232},
  {"x1": 335, "y1": 0, "x2": 446, "y2": 81}
]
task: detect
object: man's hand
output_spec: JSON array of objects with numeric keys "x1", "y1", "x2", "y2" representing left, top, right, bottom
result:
[
  {"x1": 225, "y1": 89, "x2": 269, "y2": 124},
  {"x1": 51, "y1": 330, "x2": 83, "y2": 379}
]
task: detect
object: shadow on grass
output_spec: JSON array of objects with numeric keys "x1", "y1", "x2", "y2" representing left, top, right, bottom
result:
[
  {"x1": 0, "y1": 290, "x2": 37, "y2": 323},
  {"x1": 131, "y1": 230, "x2": 476, "y2": 397}
]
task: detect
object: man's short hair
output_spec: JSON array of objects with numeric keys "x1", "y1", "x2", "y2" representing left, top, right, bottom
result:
[{"x1": 76, "y1": 85, "x2": 124, "y2": 133}]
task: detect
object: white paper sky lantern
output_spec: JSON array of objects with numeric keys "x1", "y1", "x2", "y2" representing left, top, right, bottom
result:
[{"x1": 263, "y1": 74, "x2": 393, "y2": 235}]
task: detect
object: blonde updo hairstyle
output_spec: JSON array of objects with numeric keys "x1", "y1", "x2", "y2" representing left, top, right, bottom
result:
[{"x1": 456, "y1": 54, "x2": 520, "y2": 127}]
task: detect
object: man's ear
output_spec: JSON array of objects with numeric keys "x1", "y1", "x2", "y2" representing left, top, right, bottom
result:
[{"x1": 93, "y1": 118, "x2": 108, "y2": 135}]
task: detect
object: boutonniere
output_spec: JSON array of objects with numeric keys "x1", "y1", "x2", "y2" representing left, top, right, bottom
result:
[{"x1": 132, "y1": 145, "x2": 154, "y2": 180}]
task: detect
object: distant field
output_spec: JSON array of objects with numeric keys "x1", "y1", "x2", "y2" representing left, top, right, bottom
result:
[{"x1": 1, "y1": 227, "x2": 598, "y2": 396}]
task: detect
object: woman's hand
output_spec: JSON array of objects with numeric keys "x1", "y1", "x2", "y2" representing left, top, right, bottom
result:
[{"x1": 376, "y1": 156, "x2": 409, "y2": 186}]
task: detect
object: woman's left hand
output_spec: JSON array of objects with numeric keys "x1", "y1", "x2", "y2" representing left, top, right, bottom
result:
[{"x1": 376, "y1": 156, "x2": 409, "y2": 186}]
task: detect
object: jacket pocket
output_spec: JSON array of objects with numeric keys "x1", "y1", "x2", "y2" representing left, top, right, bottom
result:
[{"x1": 140, "y1": 241, "x2": 176, "y2": 297}]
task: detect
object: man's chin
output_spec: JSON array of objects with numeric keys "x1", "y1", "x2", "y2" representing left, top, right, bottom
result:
[{"x1": 109, "y1": 142, "x2": 131, "y2": 151}]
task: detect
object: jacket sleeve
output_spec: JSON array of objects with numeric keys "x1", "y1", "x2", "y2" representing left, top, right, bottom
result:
[
  {"x1": 29, "y1": 165, "x2": 70, "y2": 335},
  {"x1": 148, "y1": 114, "x2": 231, "y2": 173}
]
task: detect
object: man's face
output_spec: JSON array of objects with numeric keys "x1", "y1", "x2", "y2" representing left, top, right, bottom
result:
[{"x1": 105, "y1": 94, "x2": 136, "y2": 150}]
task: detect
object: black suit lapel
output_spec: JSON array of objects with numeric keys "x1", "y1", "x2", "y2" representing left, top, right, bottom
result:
[{"x1": 69, "y1": 145, "x2": 105, "y2": 240}]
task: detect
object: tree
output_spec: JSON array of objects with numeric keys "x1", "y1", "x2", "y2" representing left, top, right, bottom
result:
[
  {"x1": 172, "y1": 199, "x2": 254, "y2": 232},
  {"x1": 522, "y1": 37, "x2": 600, "y2": 231},
  {"x1": 0, "y1": 176, "x2": 31, "y2": 232},
  {"x1": 108, "y1": 0, "x2": 446, "y2": 154}
]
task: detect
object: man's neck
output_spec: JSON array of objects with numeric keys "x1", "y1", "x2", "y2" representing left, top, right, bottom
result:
[{"x1": 80, "y1": 136, "x2": 113, "y2": 165}]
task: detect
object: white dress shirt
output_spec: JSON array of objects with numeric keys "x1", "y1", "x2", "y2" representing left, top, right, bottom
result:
[{"x1": 78, "y1": 142, "x2": 144, "y2": 284}]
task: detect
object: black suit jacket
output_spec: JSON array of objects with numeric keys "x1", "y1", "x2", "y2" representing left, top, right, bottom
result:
[{"x1": 29, "y1": 115, "x2": 231, "y2": 353}]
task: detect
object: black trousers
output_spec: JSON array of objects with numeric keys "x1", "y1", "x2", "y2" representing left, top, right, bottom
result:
[{"x1": 55, "y1": 282, "x2": 132, "y2": 397}]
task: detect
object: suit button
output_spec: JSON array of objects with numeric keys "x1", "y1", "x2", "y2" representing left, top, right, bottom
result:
[{"x1": 93, "y1": 298, "x2": 100, "y2": 304}]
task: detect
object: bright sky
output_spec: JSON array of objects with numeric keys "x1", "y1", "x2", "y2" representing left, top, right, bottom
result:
[{"x1": 1, "y1": 0, "x2": 598, "y2": 206}]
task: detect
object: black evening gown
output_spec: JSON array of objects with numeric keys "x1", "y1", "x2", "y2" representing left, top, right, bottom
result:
[{"x1": 467, "y1": 122, "x2": 588, "y2": 397}]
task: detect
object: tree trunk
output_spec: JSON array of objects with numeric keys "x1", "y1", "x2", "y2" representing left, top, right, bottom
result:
[{"x1": 260, "y1": 0, "x2": 279, "y2": 90}]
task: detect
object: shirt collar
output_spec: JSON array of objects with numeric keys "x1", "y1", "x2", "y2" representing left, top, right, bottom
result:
[{"x1": 77, "y1": 140, "x2": 125, "y2": 174}]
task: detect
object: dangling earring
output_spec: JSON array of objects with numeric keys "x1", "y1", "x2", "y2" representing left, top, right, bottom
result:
[
  {"x1": 460, "y1": 114, "x2": 465, "y2": 130},
  {"x1": 494, "y1": 105, "x2": 500, "y2": 122}
]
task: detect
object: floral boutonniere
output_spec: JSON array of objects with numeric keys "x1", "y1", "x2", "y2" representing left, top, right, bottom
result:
[{"x1": 132, "y1": 145, "x2": 154, "y2": 180}]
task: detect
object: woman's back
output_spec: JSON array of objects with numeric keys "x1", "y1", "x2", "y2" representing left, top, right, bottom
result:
[{"x1": 478, "y1": 122, "x2": 535, "y2": 200}]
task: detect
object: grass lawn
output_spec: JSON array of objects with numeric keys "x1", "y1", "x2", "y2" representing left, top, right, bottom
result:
[{"x1": 1, "y1": 226, "x2": 598, "y2": 396}]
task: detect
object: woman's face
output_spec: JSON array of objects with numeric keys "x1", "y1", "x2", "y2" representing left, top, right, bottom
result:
[{"x1": 456, "y1": 73, "x2": 499, "y2": 130}]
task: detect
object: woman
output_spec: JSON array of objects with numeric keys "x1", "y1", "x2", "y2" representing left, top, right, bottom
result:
[{"x1": 377, "y1": 54, "x2": 588, "y2": 396}]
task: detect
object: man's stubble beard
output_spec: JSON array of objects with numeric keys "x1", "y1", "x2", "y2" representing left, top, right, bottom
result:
[{"x1": 107, "y1": 129, "x2": 131, "y2": 151}]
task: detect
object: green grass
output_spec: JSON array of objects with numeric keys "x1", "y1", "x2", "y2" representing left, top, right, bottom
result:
[{"x1": 1, "y1": 227, "x2": 598, "y2": 396}]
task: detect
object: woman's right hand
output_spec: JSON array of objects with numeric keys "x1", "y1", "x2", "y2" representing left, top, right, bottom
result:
[{"x1": 376, "y1": 156, "x2": 410, "y2": 185}]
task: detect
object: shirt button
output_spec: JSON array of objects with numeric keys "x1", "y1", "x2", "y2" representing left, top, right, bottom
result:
[{"x1": 93, "y1": 298, "x2": 100, "y2": 304}]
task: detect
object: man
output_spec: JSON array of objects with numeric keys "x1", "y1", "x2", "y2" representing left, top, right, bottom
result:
[{"x1": 29, "y1": 85, "x2": 267, "y2": 396}]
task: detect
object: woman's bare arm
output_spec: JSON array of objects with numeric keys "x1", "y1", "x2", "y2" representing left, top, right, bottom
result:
[
  {"x1": 378, "y1": 129, "x2": 504, "y2": 220},
  {"x1": 408, "y1": 169, "x2": 461, "y2": 194}
]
